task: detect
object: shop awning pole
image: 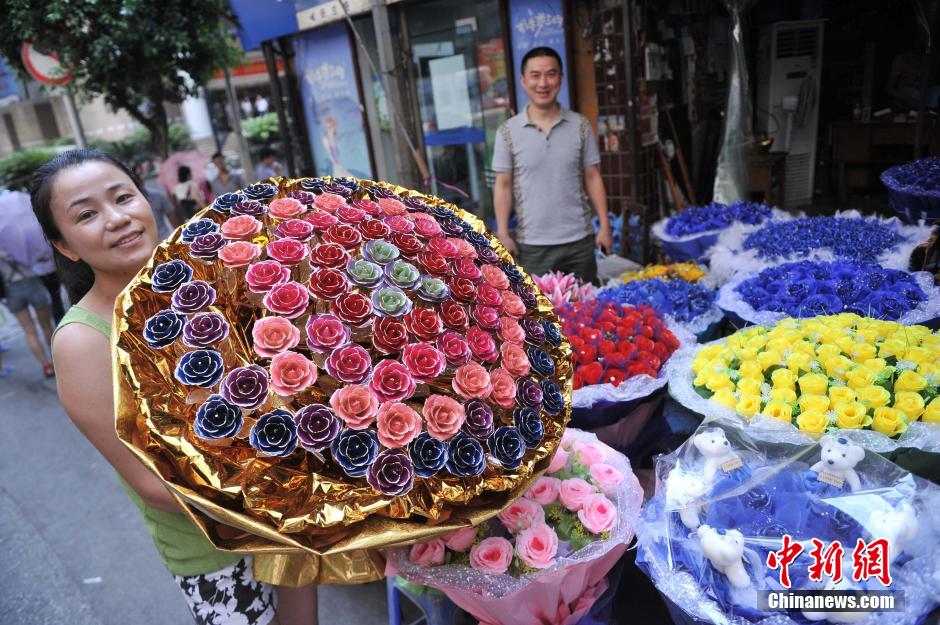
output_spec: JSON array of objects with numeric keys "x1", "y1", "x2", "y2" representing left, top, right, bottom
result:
[
  {"x1": 262, "y1": 40, "x2": 296, "y2": 178},
  {"x1": 222, "y1": 64, "x2": 254, "y2": 179}
]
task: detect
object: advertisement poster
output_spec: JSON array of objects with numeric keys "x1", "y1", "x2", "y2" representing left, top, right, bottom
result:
[
  {"x1": 0, "y1": 56, "x2": 21, "y2": 106},
  {"x1": 294, "y1": 23, "x2": 373, "y2": 180},
  {"x1": 476, "y1": 38, "x2": 509, "y2": 112},
  {"x1": 508, "y1": 0, "x2": 570, "y2": 111}
]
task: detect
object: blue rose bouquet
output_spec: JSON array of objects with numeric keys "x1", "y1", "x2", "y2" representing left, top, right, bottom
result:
[
  {"x1": 596, "y1": 278, "x2": 724, "y2": 339},
  {"x1": 718, "y1": 260, "x2": 940, "y2": 327},
  {"x1": 881, "y1": 157, "x2": 940, "y2": 223},
  {"x1": 651, "y1": 201, "x2": 781, "y2": 263}
]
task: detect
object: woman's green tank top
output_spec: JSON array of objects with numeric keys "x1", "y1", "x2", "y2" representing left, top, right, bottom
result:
[{"x1": 55, "y1": 306, "x2": 242, "y2": 577}]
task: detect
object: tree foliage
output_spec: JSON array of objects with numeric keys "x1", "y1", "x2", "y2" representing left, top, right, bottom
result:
[{"x1": 0, "y1": 0, "x2": 242, "y2": 157}]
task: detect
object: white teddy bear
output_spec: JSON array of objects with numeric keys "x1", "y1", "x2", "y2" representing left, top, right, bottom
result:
[
  {"x1": 692, "y1": 427, "x2": 742, "y2": 481},
  {"x1": 867, "y1": 501, "x2": 919, "y2": 562},
  {"x1": 810, "y1": 435, "x2": 865, "y2": 492},
  {"x1": 665, "y1": 468, "x2": 710, "y2": 529},
  {"x1": 697, "y1": 524, "x2": 751, "y2": 588},
  {"x1": 802, "y1": 578, "x2": 868, "y2": 623}
]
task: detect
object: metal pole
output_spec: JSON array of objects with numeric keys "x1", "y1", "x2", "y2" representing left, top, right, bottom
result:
[
  {"x1": 62, "y1": 86, "x2": 86, "y2": 147},
  {"x1": 262, "y1": 40, "x2": 296, "y2": 178},
  {"x1": 913, "y1": 0, "x2": 938, "y2": 158},
  {"x1": 222, "y1": 64, "x2": 254, "y2": 181},
  {"x1": 277, "y1": 36, "x2": 316, "y2": 177}
]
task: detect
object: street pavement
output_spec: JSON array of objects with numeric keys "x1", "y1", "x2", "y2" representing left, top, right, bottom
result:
[{"x1": 0, "y1": 311, "x2": 387, "y2": 625}]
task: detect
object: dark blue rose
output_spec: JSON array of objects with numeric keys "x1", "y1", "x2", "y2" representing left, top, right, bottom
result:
[
  {"x1": 333, "y1": 177, "x2": 359, "y2": 191},
  {"x1": 143, "y1": 309, "x2": 185, "y2": 348},
  {"x1": 194, "y1": 394, "x2": 243, "y2": 440},
  {"x1": 286, "y1": 190, "x2": 316, "y2": 205},
  {"x1": 322, "y1": 181, "x2": 353, "y2": 196},
  {"x1": 243, "y1": 182, "x2": 277, "y2": 200},
  {"x1": 250, "y1": 409, "x2": 298, "y2": 457},
  {"x1": 800, "y1": 294, "x2": 843, "y2": 316},
  {"x1": 462, "y1": 399, "x2": 494, "y2": 439},
  {"x1": 464, "y1": 230, "x2": 491, "y2": 248},
  {"x1": 181, "y1": 219, "x2": 219, "y2": 243},
  {"x1": 487, "y1": 426, "x2": 526, "y2": 469},
  {"x1": 743, "y1": 486, "x2": 771, "y2": 510},
  {"x1": 402, "y1": 196, "x2": 429, "y2": 211},
  {"x1": 446, "y1": 433, "x2": 486, "y2": 477},
  {"x1": 512, "y1": 283, "x2": 538, "y2": 309},
  {"x1": 475, "y1": 245, "x2": 500, "y2": 265},
  {"x1": 520, "y1": 318, "x2": 546, "y2": 345},
  {"x1": 743, "y1": 216, "x2": 904, "y2": 262},
  {"x1": 211, "y1": 193, "x2": 241, "y2": 213},
  {"x1": 830, "y1": 509, "x2": 861, "y2": 538},
  {"x1": 367, "y1": 448, "x2": 414, "y2": 496},
  {"x1": 171, "y1": 280, "x2": 216, "y2": 314},
  {"x1": 664, "y1": 201, "x2": 770, "y2": 237},
  {"x1": 430, "y1": 205, "x2": 456, "y2": 219},
  {"x1": 757, "y1": 523, "x2": 789, "y2": 538},
  {"x1": 151, "y1": 260, "x2": 193, "y2": 293},
  {"x1": 409, "y1": 433, "x2": 448, "y2": 478},
  {"x1": 331, "y1": 429, "x2": 379, "y2": 477},
  {"x1": 368, "y1": 185, "x2": 397, "y2": 200},
  {"x1": 438, "y1": 216, "x2": 465, "y2": 237},
  {"x1": 231, "y1": 199, "x2": 265, "y2": 217},
  {"x1": 174, "y1": 349, "x2": 225, "y2": 387},
  {"x1": 540, "y1": 379, "x2": 564, "y2": 416},
  {"x1": 527, "y1": 347, "x2": 555, "y2": 378},
  {"x1": 299, "y1": 178, "x2": 326, "y2": 193},
  {"x1": 597, "y1": 278, "x2": 715, "y2": 323},
  {"x1": 541, "y1": 319, "x2": 562, "y2": 346},
  {"x1": 512, "y1": 408, "x2": 544, "y2": 448}
]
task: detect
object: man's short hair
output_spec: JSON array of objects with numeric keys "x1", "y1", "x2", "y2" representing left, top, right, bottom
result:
[
  {"x1": 521, "y1": 47, "x2": 563, "y2": 74},
  {"x1": 259, "y1": 146, "x2": 276, "y2": 160},
  {"x1": 211, "y1": 152, "x2": 223, "y2": 160}
]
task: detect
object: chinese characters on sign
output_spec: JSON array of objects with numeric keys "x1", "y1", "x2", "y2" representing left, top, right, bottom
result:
[
  {"x1": 507, "y1": 0, "x2": 570, "y2": 111},
  {"x1": 767, "y1": 534, "x2": 893, "y2": 589}
]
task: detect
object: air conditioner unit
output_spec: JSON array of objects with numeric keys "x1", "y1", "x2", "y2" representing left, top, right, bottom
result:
[{"x1": 756, "y1": 19, "x2": 825, "y2": 209}]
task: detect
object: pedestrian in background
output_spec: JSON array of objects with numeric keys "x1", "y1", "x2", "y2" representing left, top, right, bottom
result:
[
  {"x1": 172, "y1": 165, "x2": 207, "y2": 222},
  {"x1": 493, "y1": 46, "x2": 612, "y2": 284},
  {"x1": 0, "y1": 251, "x2": 54, "y2": 377},
  {"x1": 241, "y1": 95, "x2": 254, "y2": 119},
  {"x1": 136, "y1": 158, "x2": 176, "y2": 241},
  {"x1": 254, "y1": 146, "x2": 281, "y2": 181},
  {"x1": 208, "y1": 152, "x2": 246, "y2": 197},
  {"x1": 255, "y1": 94, "x2": 269, "y2": 116}
]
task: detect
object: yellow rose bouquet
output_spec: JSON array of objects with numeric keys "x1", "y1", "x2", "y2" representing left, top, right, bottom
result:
[{"x1": 618, "y1": 263, "x2": 706, "y2": 284}]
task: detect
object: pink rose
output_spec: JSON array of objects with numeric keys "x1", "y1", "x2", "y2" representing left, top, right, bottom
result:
[
  {"x1": 423, "y1": 394, "x2": 466, "y2": 441},
  {"x1": 514, "y1": 522, "x2": 558, "y2": 569},
  {"x1": 427, "y1": 237, "x2": 460, "y2": 260},
  {"x1": 559, "y1": 478, "x2": 597, "y2": 512},
  {"x1": 262, "y1": 281, "x2": 310, "y2": 318},
  {"x1": 314, "y1": 192, "x2": 347, "y2": 213},
  {"x1": 560, "y1": 429, "x2": 576, "y2": 448},
  {"x1": 221, "y1": 215, "x2": 262, "y2": 240},
  {"x1": 573, "y1": 442, "x2": 607, "y2": 468},
  {"x1": 547, "y1": 447, "x2": 569, "y2": 474},
  {"x1": 246, "y1": 260, "x2": 290, "y2": 293},
  {"x1": 525, "y1": 477, "x2": 561, "y2": 506},
  {"x1": 305, "y1": 314, "x2": 351, "y2": 351},
  {"x1": 466, "y1": 327, "x2": 498, "y2": 363},
  {"x1": 384, "y1": 215, "x2": 414, "y2": 234},
  {"x1": 477, "y1": 284, "x2": 503, "y2": 308},
  {"x1": 335, "y1": 204, "x2": 365, "y2": 224},
  {"x1": 500, "y1": 342, "x2": 531, "y2": 377},
  {"x1": 329, "y1": 384, "x2": 379, "y2": 429},
  {"x1": 376, "y1": 401, "x2": 422, "y2": 448},
  {"x1": 469, "y1": 537, "x2": 513, "y2": 574},
  {"x1": 481, "y1": 264, "x2": 510, "y2": 290},
  {"x1": 452, "y1": 362, "x2": 492, "y2": 400},
  {"x1": 577, "y1": 494, "x2": 617, "y2": 534},
  {"x1": 369, "y1": 359, "x2": 416, "y2": 403},
  {"x1": 268, "y1": 197, "x2": 305, "y2": 220},
  {"x1": 413, "y1": 217, "x2": 442, "y2": 239},
  {"x1": 324, "y1": 343, "x2": 372, "y2": 383},
  {"x1": 472, "y1": 305, "x2": 501, "y2": 330},
  {"x1": 409, "y1": 539, "x2": 446, "y2": 566},
  {"x1": 218, "y1": 241, "x2": 261, "y2": 268},
  {"x1": 454, "y1": 239, "x2": 477, "y2": 259},
  {"x1": 500, "y1": 291, "x2": 526, "y2": 319},
  {"x1": 454, "y1": 258, "x2": 482, "y2": 283},
  {"x1": 252, "y1": 316, "x2": 300, "y2": 357},
  {"x1": 269, "y1": 350, "x2": 317, "y2": 396},
  {"x1": 274, "y1": 219, "x2": 314, "y2": 241},
  {"x1": 497, "y1": 498, "x2": 545, "y2": 533},
  {"x1": 442, "y1": 527, "x2": 477, "y2": 552},
  {"x1": 266, "y1": 238, "x2": 309, "y2": 266},
  {"x1": 488, "y1": 367, "x2": 516, "y2": 408},
  {"x1": 589, "y1": 463, "x2": 624, "y2": 492},
  {"x1": 401, "y1": 343, "x2": 446, "y2": 383},
  {"x1": 378, "y1": 197, "x2": 407, "y2": 216},
  {"x1": 498, "y1": 317, "x2": 526, "y2": 345},
  {"x1": 304, "y1": 210, "x2": 338, "y2": 231}
]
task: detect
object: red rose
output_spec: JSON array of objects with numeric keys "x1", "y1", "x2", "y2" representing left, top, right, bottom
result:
[
  {"x1": 628, "y1": 363, "x2": 657, "y2": 378},
  {"x1": 651, "y1": 342, "x2": 670, "y2": 362},
  {"x1": 373, "y1": 317, "x2": 408, "y2": 354},
  {"x1": 604, "y1": 368, "x2": 627, "y2": 386},
  {"x1": 306, "y1": 313, "x2": 351, "y2": 351},
  {"x1": 350, "y1": 198, "x2": 381, "y2": 216},
  {"x1": 466, "y1": 327, "x2": 498, "y2": 363},
  {"x1": 266, "y1": 238, "x2": 309, "y2": 266},
  {"x1": 573, "y1": 373, "x2": 584, "y2": 390},
  {"x1": 246, "y1": 260, "x2": 290, "y2": 293},
  {"x1": 263, "y1": 281, "x2": 310, "y2": 319},
  {"x1": 436, "y1": 331, "x2": 471, "y2": 367},
  {"x1": 579, "y1": 362, "x2": 604, "y2": 386},
  {"x1": 322, "y1": 223, "x2": 362, "y2": 250},
  {"x1": 325, "y1": 344, "x2": 372, "y2": 383},
  {"x1": 401, "y1": 342, "x2": 446, "y2": 383},
  {"x1": 332, "y1": 292, "x2": 373, "y2": 326},
  {"x1": 617, "y1": 341, "x2": 637, "y2": 358},
  {"x1": 427, "y1": 237, "x2": 460, "y2": 260},
  {"x1": 447, "y1": 277, "x2": 476, "y2": 304},
  {"x1": 575, "y1": 344, "x2": 597, "y2": 364},
  {"x1": 304, "y1": 210, "x2": 339, "y2": 231},
  {"x1": 636, "y1": 351, "x2": 661, "y2": 371},
  {"x1": 274, "y1": 219, "x2": 314, "y2": 241},
  {"x1": 357, "y1": 218, "x2": 391, "y2": 240},
  {"x1": 369, "y1": 359, "x2": 416, "y2": 402},
  {"x1": 633, "y1": 335, "x2": 654, "y2": 353},
  {"x1": 598, "y1": 339, "x2": 617, "y2": 356},
  {"x1": 390, "y1": 233, "x2": 422, "y2": 258},
  {"x1": 472, "y1": 305, "x2": 500, "y2": 331},
  {"x1": 404, "y1": 308, "x2": 443, "y2": 342},
  {"x1": 437, "y1": 300, "x2": 470, "y2": 332},
  {"x1": 336, "y1": 205, "x2": 366, "y2": 224},
  {"x1": 580, "y1": 327, "x2": 601, "y2": 342},
  {"x1": 418, "y1": 250, "x2": 450, "y2": 275},
  {"x1": 454, "y1": 258, "x2": 482, "y2": 283},
  {"x1": 309, "y1": 242, "x2": 350, "y2": 269},
  {"x1": 308, "y1": 268, "x2": 350, "y2": 301},
  {"x1": 477, "y1": 284, "x2": 502, "y2": 308}
]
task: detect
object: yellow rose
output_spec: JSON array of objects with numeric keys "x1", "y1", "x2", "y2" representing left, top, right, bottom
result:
[
  {"x1": 816, "y1": 344, "x2": 841, "y2": 361},
  {"x1": 738, "y1": 360, "x2": 763, "y2": 380},
  {"x1": 829, "y1": 386, "x2": 856, "y2": 405},
  {"x1": 736, "y1": 377, "x2": 763, "y2": 395},
  {"x1": 746, "y1": 335, "x2": 769, "y2": 350},
  {"x1": 893, "y1": 392, "x2": 926, "y2": 420},
  {"x1": 855, "y1": 326, "x2": 880, "y2": 344},
  {"x1": 824, "y1": 355, "x2": 853, "y2": 380},
  {"x1": 872, "y1": 407, "x2": 907, "y2": 437},
  {"x1": 712, "y1": 388, "x2": 738, "y2": 409},
  {"x1": 834, "y1": 336, "x2": 856, "y2": 354},
  {"x1": 757, "y1": 349, "x2": 783, "y2": 370},
  {"x1": 834, "y1": 402, "x2": 871, "y2": 429},
  {"x1": 862, "y1": 357, "x2": 888, "y2": 373},
  {"x1": 705, "y1": 372, "x2": 734, "y2": 393},
  {"x1": 905, "y1": 346, "x2": 930, "y2": 364},
  {"x1": 771, "y1": 368, "x2": 796, "y2": 388},
  {"x1": 691, "y1": 356, "x2": 710, "y2": 375},
  {"x1": 799, "y1": 394, "x2": 830, "y2": 413},
  {"x1": 846, "y1": 367, "x2": 875, "y2": 390},
  {"x1": 796, "y1": 410, "x2": 831, "y2": 433},
  {"x1": 894, "y1": 370, "x2": 927, "y2": 393},
  {"x1": 761, "y1": 401, "x2": 793, "y2": 422},
  {"x1": 770, "y1": 387, "x2": 797, "y2": 403},
  {"x1": 738, "y1": 347, "x2": 760, "y2": 362},
  {"x1": 879, "y1": 340, "x2": 907, "y2": 359},
  {"x1": 923, "y1": 398, "x2": 940, "y2": 424},
  {"x1": 785, "y1": 352, "x2": 813, "y2": 374},
  {"x1": 799, "y1": 373, "x2": 829, "y2": 396},
  {"x1": 699, "y1": 344, "x2": 725, "y2": 361},
  {"x1": 694, "y1": 370, "x2": 710, "y2": 388},
  {"x1": 793, "y1": 341, "x2": 818, "y2": 358},
  {"x1": 857, "y1": 386, "x2": 890, "y2": 409},
  {"x1": 918, "y1": 361, "x2": 940, "y2": 380},
  {"x1": 766, "y1": 338, "x2": 792, "y2": 354},
  {"x1": 848, "y1": 342, "x2": 877, "y2": 362},
  {"x1": 736, "y1": 395, "x2": 761, "y2": 416}
]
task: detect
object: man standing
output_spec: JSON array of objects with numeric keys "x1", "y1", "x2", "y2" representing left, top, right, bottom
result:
[
  {"x1": 493, "y1": 47, "x2": 612, "y2": 284},
  {"x1": 208, "y1": 152, "x2": 246, "y2": 197},
  {"x1": 254, "y1": 146, "x2": 282, "y2": 181}
]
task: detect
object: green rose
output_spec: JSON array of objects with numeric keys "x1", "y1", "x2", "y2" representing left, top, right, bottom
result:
[
  {"x1": 364, "y1": 239, "x2": 400, "y2": 265},
  {"x1": 388, "y1": 260, "x2": 420, "y2": 289},
  {"x1": 418, "y1": 276, "x2": 448, "y2": 302},
  {"x1": 372, "y1": 286, "x2": 412, "y2": 317},
  {"x1": 347, "y1": 259, "x2": 383, "y2": 286}
]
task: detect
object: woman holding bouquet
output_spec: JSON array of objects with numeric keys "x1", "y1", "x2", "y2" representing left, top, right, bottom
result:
[{"x1": 31, "y1": 149, "x2": 316, "y2": 625}]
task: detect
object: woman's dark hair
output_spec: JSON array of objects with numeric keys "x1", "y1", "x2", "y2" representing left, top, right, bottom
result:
[
  {"x1": 30, "y1": 148, "x2": 146, "y2": 304},
  {"x1": 178, "y1": 165, "x2": 192, "y2": 183}
]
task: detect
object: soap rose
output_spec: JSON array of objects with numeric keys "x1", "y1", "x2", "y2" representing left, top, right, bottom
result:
[
  {"x1": 438, "y1": 300, "x2": 470, "y2": 332},
  {"x1": 322, "y1": 223, "x2": 362, "y2": 250},
  {"x1": 358, "y1": 218, "x2": 391, "y2": 240},
  {"x1": 498, "y1": 317, "x2": 526, "y2": 345},
  {"x1": 274, "y1": 219, "x2": 314, "y2": 241},
  {"x1": 269, "y1": 351, "x2": 317, "y2": 396},
  {"x1": 436, "y1": 331, "x2": 471, "y2": 367},
  {"x1": 488, "y1": 367, "x2": 517, "y2": 408},
  {"x1": 218, "y1": 241, "x2": 262, "y2": 268},
  {"x1": 266, "y1": 239, "x2": 309, "y2": 266},
  {"x1": 376, "y1": 401, "x2": 422, "y2": 448},
  {"x1": 293, "y1": 404, "x2": 341, "y2": 451},
  {"x1": 325, "y1": 344, "x2": 372, "y2": 383},
  {"x1": 500, "y1": 291, "x2": 526, "y2": 319},
  {"x1": 477, "y1": 283, "x2": 503, "y2": 308},
  {"x1": 246, "y1": 261, "x2": 291, "y2": 293},
  {"x1": 378, "y1": 197, "x2": 407, "y2": 216},
  {"x1": 574, "y1": 441, "x2": 607, "y2": 468},
  {"x1": 305, "y1": 314, "x2": 351, "y2": 351},
  {"x1": 268, "y1": 197, "x2": 305, "y2": 219},
  {"x1": 404, "y1": 308, "x2": 444, "y2": 342},
  {"x1": 329, "y1": 384, "x2": 379, "y2": 429},
  {"x1": 414, "y1": 217, "x2": 442, "y2": 239},
  {"x1": 547, "y1": 447, "x2": 569, "y2": 474},
  {"x1": 373, "y1": 317, "x2": 409, "y2": 354},
  {"x1": 369, "y1": 359, "x2": 416, "y2": 402},
  {"x1": 469, "y1": 537, "x2": 512, "y2": 574},
  {"x1": 427, "y1": 237, "x2": 460, "y2": 260},
  {"x1": 252, "y1": 316, "x2": 300, "y2": 357},
  {"x1": 423, "y1": 394, "x2": 466, "y2": 441},
  {"x1": 401, "y1": 342, "x2": 446, "y2": 383},
  {"x1": 335, "y1": 204, "x2": 365, "y2": 224},
  {"x1": 481, "y1": 264, "x2": 510, "y2": 290},
  {"x1": 417, "y1": 250, "x2": 450, "y2": 275},
  {"x1": 308, "y1": 268, "x2": 349, "y2": 301},
  {"x1": 447, "y1": 277, "x2": 476, "y2": 303},
  {"x1": 263, "y1": 281, "x2": 309, "y2": 318},
  {"x1": 221, "y1": 215, "x2": 262, "y2": 240},
  {"x1": 452, "y1": 362, "x2": 492, "y2": 399},
  {"x1": 472, "y1": 305, "x2": 501, "y2": 331},
  {"x1": 314, "y1": 192, "x2": 347, "y2": 213},
  {"x1": 514, "y1": 522, "x2": 558, "y2": 569},
  {"x1": 304, "y1": 210, "x2": 338, "y2": 231},
  {"x1": 500, "y1": 342, "x2": 531, "y2": 377},
  {"x1": 332, "y1": 292, "x2": 373, "y2": 326},
  {"x1": 309, "y1": 242, "x2": 350, "y2": 269},
  {"x1": 454, "y1": 258, "x2": 482, "y2": 283},
  {"x1": 466, "y1": 327, "x2": 498, "y2": 363}
]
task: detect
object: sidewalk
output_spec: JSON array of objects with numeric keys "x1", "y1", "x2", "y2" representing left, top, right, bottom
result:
[{"x1": 0, "y1": 310, "x2": 386, "y2": 625}]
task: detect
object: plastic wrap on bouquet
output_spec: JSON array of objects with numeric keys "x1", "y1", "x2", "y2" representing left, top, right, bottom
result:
[
  {"x1": 112, "y1": 176, "x2": 573, "y2": 564},
  {"x1": 717, "y1": 262, "x2": 940, "y2": 329},
  {"x1": 388, "y1": 429, "x2": 644, "y2": 625},
  {"x1": 881, "y1": 158, "x2": 940, "y2": 224},
  {"x1": 595, "y1": 279, "x2": 724, "y2": 342},
  {"x1": 636, "y1": 417, "x2": 940, "y2": 625}
]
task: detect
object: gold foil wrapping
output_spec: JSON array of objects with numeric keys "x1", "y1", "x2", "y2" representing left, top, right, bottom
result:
[{"x1": 112, "y1": 178, "x2": 572, "y2": 584}]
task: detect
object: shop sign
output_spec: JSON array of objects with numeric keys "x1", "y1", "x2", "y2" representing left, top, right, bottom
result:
[{"x1": 295, "y1": 0, "x2": 372, "y2": 30}]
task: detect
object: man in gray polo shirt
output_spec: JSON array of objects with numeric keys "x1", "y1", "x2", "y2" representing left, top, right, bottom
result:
[{"x1": 493, "y1": 47, "x2": 612, "y2": 284}]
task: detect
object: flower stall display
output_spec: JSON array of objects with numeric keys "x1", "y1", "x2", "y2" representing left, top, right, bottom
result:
[
  {"x1": 717, "y1": 260, "x2": 940, "y2": 328},
  {"x1": 619, "y1": 263, "x2": 707, "y2": 284},
  {"x1": 113, "y1": 176, "x2": 573, "y2": 559},
  {"x1": 636, "y1": 419, "x2": 940, "y2": 625},
  {"x1": 533, "y1": 272, "x2": 596, "y2": 309},
  {"x1": 666, "y1": 314, "x2": 940, "y2": 453},
  {"x1": 596, "y1": 279, "x2": 724, "y2": 340},
  {"x1": 389, "y1": 428, "x2": 644, "y2": 625},
  {"x1": 706, "y1": 210, "x2": 934, "y2": 283},
  {"x1": 651, "y1": 201, "x2": 781, "y2": 263},
  {"x1": 881, "y1": 157, "x2": 940, "y2": 223}
]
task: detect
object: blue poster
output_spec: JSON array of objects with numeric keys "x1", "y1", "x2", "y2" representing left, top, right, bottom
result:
[
  {"x1": 229, "y1": 0, "x2": 298, "y2": 50},
  {"x1": 508, "y1": 0, "x2": 570, "y2": 111},
  {"x1": 0, "y1": 56, "x2": 21, "y2": 105},
  {"x1": 294, "y1": 23, "x2": 374, "y2": 180}
]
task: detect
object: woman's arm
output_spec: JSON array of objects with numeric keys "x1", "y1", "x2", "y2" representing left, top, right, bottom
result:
[{"x1": 53, "y1": 324, "x2": 183, "y2": 514}]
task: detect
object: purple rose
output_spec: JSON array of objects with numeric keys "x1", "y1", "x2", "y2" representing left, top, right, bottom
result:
[
  {"x1": 512, "y1": 283, "x2": 539, "y2": 310},
  {"x1": 189, "y1": 233, "x2": 226, "y2": 259},
  {"x1": 221, "y1": 364, "x2": 269, "y2": 409},
  {"x1": 183, "y1": 313, "x2": 230, "y2": 348},
  {"x1": 402, "y1": 196, "x2": 429, "y2": 211},
  {"x1": 171, "y1": 280, "x2": 216, "y2": 314},
  {"x1": 462, "y1": 399, "x2": 495, "y2": 439},
  {"x1": 366, "y1": 448, "x2": 415, "y2": 497},
  {"x1": 293, "y1": 404, "x2": 341, "y2": 452},
  {"x1": 475, "y1": 246, "x2": 499, "y2": 265},
  {"x1": 286, "y1": 190, "x2": 316, "y2": 206},
  {"x1": 231, "y1": 199, "x2": 266, "y2": 217},
  {"x1": 515, "y1": 377, "x2": 543, "y2": 410},
  {"x1": 519, "y1": 318, "x2": 546, "y2": 345},
  {"x1": 368, "y1": 185, "x2": 398, "y2": 200}
]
